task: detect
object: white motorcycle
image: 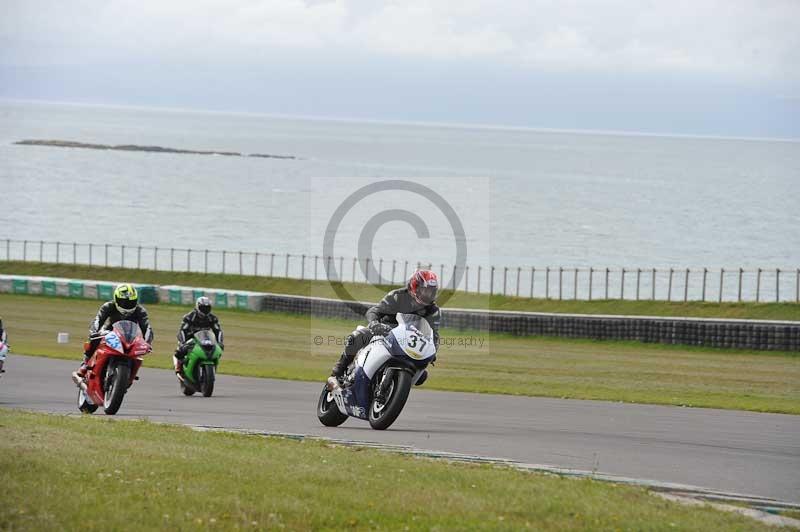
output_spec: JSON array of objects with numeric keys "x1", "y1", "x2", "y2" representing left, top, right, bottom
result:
[
  {"x1": 317, "y1": 313, "x2": 436, "y2": 430},
  {"x1": 0, "y1": 335, "x2": 8, "y2": 379}
]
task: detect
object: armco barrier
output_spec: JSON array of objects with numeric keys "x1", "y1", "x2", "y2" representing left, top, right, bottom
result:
[
  {"x1": 2, "y1": 274, "x2": 798, "y2": 350},
  {"x1": 0, "y1": 275, "x2": 157, "y2": 303},
  {"x1": 157, "y1": 285, "x2": 266, "y2": 312},
  {"x1": 249, "y1": 291, "x2": 800, "y2": 351}
]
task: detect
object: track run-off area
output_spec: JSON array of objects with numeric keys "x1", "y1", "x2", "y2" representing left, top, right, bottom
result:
[{"x1": 2, "y1": 354, "x2": 798, "y2": 505}]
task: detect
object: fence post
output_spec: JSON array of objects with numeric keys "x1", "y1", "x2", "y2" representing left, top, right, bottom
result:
[
  {"x1": 545, "y1": 267, "x2": 550, "y2": 299},
  {"x1": 270, "y1": 253, "x2": 275, "y2": 277},
  {"x1": 377, "y1": 258, "x2": 382, "y2": 283},
  {"x1": 153, "y1": 246, "x2": 157, "y2": 270},
  {"x1": 301, "y1": 254, "x2": 306, "y2": 280},
  {"x1": 465, "y1": 265, "x2": 470, "y2": 292},
  {"x1": 503, "y1": 267, "x2": 508, "y2": 296},
  {"x1": 205, "y1": 249, "x2": 209, "y2": 274},
  {"x1": 683, "y1": 268, "x2": 689, "y2": 302},
  {"x1": 635, "y1": 268, "x2": 641, "y2": 301},
  {"x1": 701, "y1": 267, "x2": 707, "y2": 301},
  {"x1": 365, "y1": 258, "x2": 371, "y2": 283},
  {"x1": 477, "y1": 266, "x2": 482, "y2": 294},
  {"x1": 453, "y1": 265, "x2": 458, "y2": 291},
  {"x1": 668, "y1": 268, "x2": 673, "y2": 301},
  {"x1": 314, "y1": 255, "x2": 319, "y2": 281},
  {"x1": 170, "y1": 248, "x2": 174, "y2": 272},
  {"x1": 4, "y1": 238, "x2": 8, "y2": 260},
  {"x1": 338, "y1": 256, "x2": 344, "y2": 282},
  {"x1": 516, "y1": 267, "x2": 521, "y2": 297},
  {"x1": 403, "y1": 260, "x2": 408, "y2": 282},
  {"x1": 72, "y1": 242, "x2": 77, "y2": 265},
  {"x1": 351, "y1": 257, "x2": 356, "y2": 282},
  {"x1": 588, "y1": 267, "x2": 593, "y2": 301},
  {"x1": 286, "y1": 254, "x2": 291, "y2": 278},
  {"x1": 738, "y1": 268, "x2": 743, "y2": 302},
  {"x1": 238, "y1": 251, "x2": 243, "y2": 275},
  {"x1": 796, "y1": 269, "x2": 799, "y2": 303},
  {"x1": 121, "y1": 245, "x2": 125, "y2": 267},
  {"x1": 104, "y1": 243, "x2": 110, "y2": 267},
  {"x1": 23, "y1": 240, "x2": 27, "y2": 261},
  {"x1": 558, "y1": 267, "x2": 563, "y2": 300},
  {"x1": 756, "y1": 268, "x2": 762, "y2": 302},
  {"x1": 440, "y1": 264, "x2": 445, "y2": 283},
  {"x1": 222, "y1": 251, "x2": 226, "y2": 273},
  {"x1": 718, "y1": 268, "x2": 724, "y2": 303},
  {"x1": 620, "y1": 268, "x2": 626, "y2": 299},
  {"x1": 530, "y1": 267, "x2": 535, "y2": 298},
  {"x1": 391, "y1": 260, "x2": 396, "y2": 284},
  {"x1": 255, "y1": 253, "x2": 260, "y2": 276},
  {"x1": 776, "y1": 268, "x2": 780, "y2": 302},
  {"x1": 572, "y1": 268, "x2": 578, "y2": 300},
  {"x1": 40, "y1": 240, "x2": 44, "y2": 262},
  {"x1": 137, "y1": 246, "x2": 142, "y2": 269},
  {"x1": 490, "y1": 266, "x2": 495, "y2": 296},
  {"x1": 187, "y1": 249, "x2": 191, "y2": 272},
  {"x1": 56, "y1": 241, "x2": 60, "y2": 263},
  {"x1": 605, "y1": 268, "x2": 609, "y2": 299},
  {"x1": 651, "y1": 268, "x2": 656, "y2": 300}
]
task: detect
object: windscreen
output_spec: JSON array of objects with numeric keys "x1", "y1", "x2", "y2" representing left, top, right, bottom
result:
[
  {"x1": 194, "y1": 329, "x2": 216, "y2": 345},
  {"x1": 112, "y1": 320, "x2": 143, "y2": 345},
  {"x1": 396, "y1": 313, "x2": 434, "y2": 339}
]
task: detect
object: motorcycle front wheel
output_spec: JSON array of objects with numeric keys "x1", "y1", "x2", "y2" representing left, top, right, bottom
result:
[
  {"x1": 103, "y1": 362, "x2": 130, "y2": 415},
  {"x1": 368, "y1": 369, "x2": 412, "y2": 430},
  {"x1": 200, "y1": 364, "x2": 215, "y2": 397}
]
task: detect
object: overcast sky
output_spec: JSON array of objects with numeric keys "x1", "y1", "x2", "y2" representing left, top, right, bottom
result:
[{"x1": 2, "y1": 0, "x2": 799, "y2": 137}]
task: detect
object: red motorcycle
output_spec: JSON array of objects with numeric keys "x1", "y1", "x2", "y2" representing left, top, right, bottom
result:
[{"x1": 71, "y1": 320, "x2": 151, "y2": 415}]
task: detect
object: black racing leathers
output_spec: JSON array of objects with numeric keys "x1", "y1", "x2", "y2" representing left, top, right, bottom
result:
[
  {"x1": 174, "y1": 311, "x2": 223, "y2": 359},
  {"x1": 84, "y1": 302, "x2": 154, "y2": 357},
  {"x1": 332, "y1": 287, "x2": 441, "y2": 376}
]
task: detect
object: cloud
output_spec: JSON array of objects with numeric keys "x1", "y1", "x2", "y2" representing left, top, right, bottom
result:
[{"x1": 2, "y1": 0, "x2": 798, "y2": 87}]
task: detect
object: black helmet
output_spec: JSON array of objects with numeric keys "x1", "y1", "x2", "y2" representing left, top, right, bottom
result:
[{"x1": 196, "y1": 296, "x2": 212, "y2": 316}]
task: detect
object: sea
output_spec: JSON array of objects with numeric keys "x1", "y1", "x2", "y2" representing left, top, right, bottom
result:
[{"x1": 1, "y1": 100, "x2": 798, "y2": 297}]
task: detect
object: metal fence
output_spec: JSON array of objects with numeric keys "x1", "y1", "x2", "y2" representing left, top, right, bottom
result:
[{"x1": 2, "y1": 238, "x2": 799, "y2": 303}]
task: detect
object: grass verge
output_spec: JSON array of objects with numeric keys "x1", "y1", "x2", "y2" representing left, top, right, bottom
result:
[
  {"x1": 2, "y1": 293, "x2": 799, "y2": 414},
  {"x1": 2, "y1": 261, "x2": 799, "y2": 320},
  {"x1": 0, "y1": 409, "x2": 770, "y2": 531}
]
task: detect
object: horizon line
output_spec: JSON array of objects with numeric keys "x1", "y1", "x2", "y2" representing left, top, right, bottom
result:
[{"x1": 2, "y1": 97, "x2": 799, "y2": 144}]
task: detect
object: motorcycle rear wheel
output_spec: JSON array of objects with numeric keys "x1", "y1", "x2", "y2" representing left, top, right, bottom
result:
[
  {"x1": 103, "y1": 362, "x2": 130, "y2": 415},
  {"x1": 317, "y1": 385, "x2": 347, "y2": 427},
  {"x1": 77, "y1": 388, "x2": 98, "y2": 414},
  {"x1": 368, "y1": 369, "x2": 412, "y2": 430}
]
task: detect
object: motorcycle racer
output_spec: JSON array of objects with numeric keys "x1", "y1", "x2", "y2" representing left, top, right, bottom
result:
[
  {"x1": 330, "y1": 270, "x2": 441, "y2": 381},
  {"x1": 76, "y1": 284, "x2": 154, "y2": 377},
  {"x1": 173, "y1": 296, "x2": 224, "y2": 374}
]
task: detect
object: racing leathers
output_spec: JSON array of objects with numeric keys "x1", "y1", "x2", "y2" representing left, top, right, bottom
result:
[
  {"x1": 84, "y1": 302, "x2": 154, "y2": 359},
  {"x1": 174, "y1": 310, "x2": 223, "y2": 359},
  {"x1": 331, "y1": 287, "x2": 441, "y2": 378}
]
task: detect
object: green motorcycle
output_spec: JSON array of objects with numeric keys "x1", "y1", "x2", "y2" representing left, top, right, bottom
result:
[{"x1": 177, "y1": 329, "x2": 222, "y2": 397}]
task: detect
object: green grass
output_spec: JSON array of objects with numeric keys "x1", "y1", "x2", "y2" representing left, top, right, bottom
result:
[
  {"x1": 2, "y1": 293, "x2": 799, "y2": 414},
  {"x1": 0, "y1": 409, "x2": 771, "y2": 531},
  {"x1": 3, "y1": 261, "x2": 799, "y2": 320}
]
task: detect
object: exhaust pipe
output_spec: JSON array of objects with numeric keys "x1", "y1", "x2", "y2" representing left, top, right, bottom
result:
[{"x1": 71, "y1": 371, "x2": 89, "y2": 393}]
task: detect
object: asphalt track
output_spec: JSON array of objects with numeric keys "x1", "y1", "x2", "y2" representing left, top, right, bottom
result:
[{"x1": 2, "y1": 354, "x2": 799, "y2": 503}]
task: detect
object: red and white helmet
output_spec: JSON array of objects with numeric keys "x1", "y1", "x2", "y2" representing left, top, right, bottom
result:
[{"x1": 408, "y1": 270, "x2": 439, "y2": 305}]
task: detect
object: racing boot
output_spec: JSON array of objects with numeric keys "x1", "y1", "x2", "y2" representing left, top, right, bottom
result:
[
  {"x1": 76, "y1": 354, "x2": 90, "y2": 378},
  {"x1": 173, "y1": 355, "x2": 184, "y2": 375},
  {"x1": 330, "y1": 350, "x2": 354, "y2": 381}
]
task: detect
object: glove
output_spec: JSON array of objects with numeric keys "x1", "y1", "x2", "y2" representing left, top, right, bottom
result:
[{"x1": 368, "y1": 321, "x2": 392, "y2": 336}]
